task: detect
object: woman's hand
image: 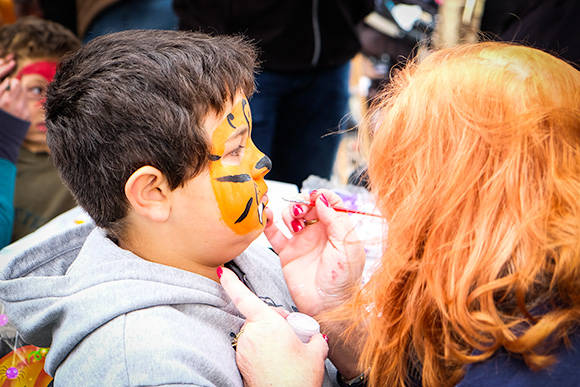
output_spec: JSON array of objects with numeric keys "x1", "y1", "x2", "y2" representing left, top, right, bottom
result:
[
  {"x1": 264, "y1": 189, "x2": 366, "y2": 317},
  {"x1": 219, "y1": 267, "x2": 328, "y2": 387}
]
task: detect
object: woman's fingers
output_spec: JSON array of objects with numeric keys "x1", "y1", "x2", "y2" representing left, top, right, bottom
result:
[
  {"x1": 0, "y1": 56, "x2": 15, "y2": 79},
  {"x1": 219, "y1": 267, "x2": 277, "y2": 322}
]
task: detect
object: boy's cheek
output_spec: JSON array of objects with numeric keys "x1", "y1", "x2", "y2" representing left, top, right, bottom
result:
[
  {"x1": 209, "y1": 157, "x2": 266, "y2": 235},
  {"x1": 211, "y1": 180, "x2": 264, "y2": 235}
]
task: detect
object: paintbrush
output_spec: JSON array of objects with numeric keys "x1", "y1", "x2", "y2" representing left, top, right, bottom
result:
[{"x1": 282, "y1": 198, "x2": 382, "y2": 218}]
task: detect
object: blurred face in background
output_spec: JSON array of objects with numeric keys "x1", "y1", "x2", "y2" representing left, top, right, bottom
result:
[{"x1": 16, "y1": 57, "x2": 58, "y2": 153}]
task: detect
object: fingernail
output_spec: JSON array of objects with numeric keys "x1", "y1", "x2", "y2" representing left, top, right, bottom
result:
[
  {"x1": 216, "y1": 267, "x2": 223, "y2": 279},
  {"x1": 323, "y1": 334, "x2": 328, "y2": 342},
  {"x1": 291, "y1": 219, "x2": 303, "y2": 233},
  {"x1": 319, "y1": 194, "x2": 329, "y2": 207},
  {"x1": 292, "y1": 204, "x2": 304, "y2": 217}
]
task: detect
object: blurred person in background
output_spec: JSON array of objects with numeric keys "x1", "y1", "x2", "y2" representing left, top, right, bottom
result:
[
  {"x1": 0, "y1": 16, "x2": 80, "y2": 242},
  {"x1": 76, "y1": 0, "x2": 178, "y2": 43}
]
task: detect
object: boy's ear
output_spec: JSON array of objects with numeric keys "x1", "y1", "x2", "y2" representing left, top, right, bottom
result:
[{"x1": 125, "y1": 166, "x2": 171, "y2": 223}]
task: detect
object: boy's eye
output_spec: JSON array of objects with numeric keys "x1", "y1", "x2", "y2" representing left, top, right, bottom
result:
[{"x1": 228, "y1": 145, "x2": 245, "y2": 158}]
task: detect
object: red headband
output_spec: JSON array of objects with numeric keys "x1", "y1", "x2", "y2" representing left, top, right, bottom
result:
[{"x1": 16, "y1": 61, "x2": 58, "y2": 82}]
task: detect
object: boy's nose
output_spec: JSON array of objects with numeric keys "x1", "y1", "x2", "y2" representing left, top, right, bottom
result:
[{"x1": 252, "y1": 155, "x2": 272, "y2": 179}]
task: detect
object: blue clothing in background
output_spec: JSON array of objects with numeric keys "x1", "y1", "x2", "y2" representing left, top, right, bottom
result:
[
  {"x1": 0, "y1": 109, "x2": 28, "y2": 165},
  {"x1": 0, "y1": 160, "x2": 17, "y2": 249},
  {"x1": 0, "y1": 109, "x2": 29, "y2": 249},
  {"x1": 250, "y1": 63, "x2": 351, "y2": 186},
  {"x1": 83, "y1": 0, "x2": 178, "y2": 43},
  {"x1": 456, "y1": 329, "x2": 580, "y2": 387},
  {"x1": 174, "y1": 0, "x2": 373, "y2": 187}
]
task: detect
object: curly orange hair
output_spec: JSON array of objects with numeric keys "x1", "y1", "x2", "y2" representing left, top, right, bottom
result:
[{"x1": 346, "y1": 42, "x2": 580, "y2": 386}]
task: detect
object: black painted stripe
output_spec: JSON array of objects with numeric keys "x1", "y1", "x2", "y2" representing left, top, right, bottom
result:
[
  {"x1": 227, "y1": 113, "x2": 236, "y2": 128},
  {"x1": 255, "y1": 156, "x2": 272, "y2": 171},
  {"x1": 216, "y1": 174, "x2": 251, "y2": 183},
  {"x1": 235, "y1": 197, "x2": 253, "y2": 224},
  {"x1": 242, "y1": 99, "x2": 251, "y2": 127}
]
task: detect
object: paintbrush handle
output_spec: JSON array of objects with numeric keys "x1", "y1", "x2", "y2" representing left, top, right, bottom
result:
[
  {"x1": 332, "y1": 207, "x2": 382, "y2": 217},
  {"x1": 282, "y1": 198, "x2": 381, "y2": 218}
]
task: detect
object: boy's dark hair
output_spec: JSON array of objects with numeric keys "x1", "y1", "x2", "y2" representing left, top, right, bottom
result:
[
  {"x1": 45, "y1": 29, "x2": 258, "y2": 239},
  {"x1": 0, "y1": 16, "x2": 80, "y2": 64}
]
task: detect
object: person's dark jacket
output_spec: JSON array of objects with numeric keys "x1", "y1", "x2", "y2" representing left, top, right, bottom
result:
[{"x1": 173, "y1": 0, "x2": 374, "y2": 72}]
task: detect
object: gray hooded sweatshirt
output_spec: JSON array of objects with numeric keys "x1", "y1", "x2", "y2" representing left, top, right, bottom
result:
[{"x1": 0, "y1": 222, "x2": 336, "y2": 386}]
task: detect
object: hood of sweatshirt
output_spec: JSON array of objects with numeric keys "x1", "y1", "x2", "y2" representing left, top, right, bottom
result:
[{"x1": 0, "y1": 221, "x2": 288, "y2": 379}]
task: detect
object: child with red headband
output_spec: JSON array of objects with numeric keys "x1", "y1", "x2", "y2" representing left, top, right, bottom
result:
[{"x1": 0, "y1": 16, "x2": 80, "y2": 242}]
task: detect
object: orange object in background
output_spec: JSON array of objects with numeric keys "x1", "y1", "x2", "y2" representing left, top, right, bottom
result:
[
  {"x1": 0, "y1": 345, "x2": 52, "y2": 387},
  {"x1": 0, "y1": 0, "x2": 16, "y2": 25}
]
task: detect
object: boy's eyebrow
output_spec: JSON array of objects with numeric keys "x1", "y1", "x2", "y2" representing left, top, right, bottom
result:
[{"x1": 226, "y1": 126, "x2": 248, "y2": 142}]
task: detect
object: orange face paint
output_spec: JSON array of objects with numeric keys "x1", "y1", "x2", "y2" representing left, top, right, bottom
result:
[{"x1": 209, "y1": 98, "x2": 271, "y2": 235}]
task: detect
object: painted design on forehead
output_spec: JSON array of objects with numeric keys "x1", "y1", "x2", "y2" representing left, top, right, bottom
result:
[
  {"x1": 225, "y1": 100, "x2": 250, "y2": 132},
  {"x1": 209, "y1": 98, "x2": 271, "y2": 235},
  {"x1": 16, "y1": 60, "x2": 58, "y2": 82},
  {"x1": 241, "y1": 99, "x2": 251, "y2": 127}
]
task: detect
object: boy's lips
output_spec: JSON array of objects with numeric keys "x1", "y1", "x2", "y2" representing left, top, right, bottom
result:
[
  {"x1": 37, "y1": 123, "x2": 47, "y2": 133},
  {"x1": 258, "y1": 192, "x2": 268, "y2": 225}
]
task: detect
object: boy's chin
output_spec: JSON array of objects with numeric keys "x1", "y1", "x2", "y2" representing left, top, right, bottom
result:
[
  {"x1": 245, "y1": 224, "x2": 266, "y2": 243},
  {"x1": 222, "y1": 228, "x2": 264, "y2": 261}
]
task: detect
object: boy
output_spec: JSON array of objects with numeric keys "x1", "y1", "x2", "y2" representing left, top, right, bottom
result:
[
  {"x1": 0, "y1": 16, "x2": 80, "y2": 241},
  {"x1": 0, "y1": 30, "x2": 333, "y2": 385}
]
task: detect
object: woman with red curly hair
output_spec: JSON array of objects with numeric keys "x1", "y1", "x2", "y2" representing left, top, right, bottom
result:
[{"x1": 219, "y1": 41, "x2": 580, "y2": 387}]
